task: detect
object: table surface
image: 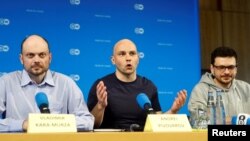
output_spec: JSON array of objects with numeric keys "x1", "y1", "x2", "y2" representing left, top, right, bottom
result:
[{"x1": 0, "y1": 130, "x2": 207, "y2": 141}]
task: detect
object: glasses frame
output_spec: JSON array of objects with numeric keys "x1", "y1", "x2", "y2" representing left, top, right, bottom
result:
[{"x1": 213, "y1": 64, "x2": 237, "y2": 72}]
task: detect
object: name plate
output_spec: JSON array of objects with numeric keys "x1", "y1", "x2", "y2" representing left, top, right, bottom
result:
[
  {"x1": 144, "y1": 114, "x2": 192, "y2": 132},
  {"x1": 27, "y1": 113, "x2": 77, "y2": 133}
]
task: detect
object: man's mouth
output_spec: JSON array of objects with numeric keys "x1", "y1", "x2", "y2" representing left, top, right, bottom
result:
[{"x1": 126, "y1": 64, "x2": 132, "y2": 69}]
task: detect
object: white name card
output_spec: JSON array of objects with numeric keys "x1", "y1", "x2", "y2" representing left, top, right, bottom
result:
[
  {"x1": 27, "y1": 113, "x2": 77, "y2": 133},
  {"x1": 144, "y1": 114, "x2": 192, "y2": 132}
]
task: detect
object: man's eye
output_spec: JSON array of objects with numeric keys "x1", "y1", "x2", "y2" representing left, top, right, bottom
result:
[
  {"x1": 26, "y1": 54, "x2": 34, "y2": 58},
  {"x1": 39, "y1": 53, "x2": 47, "y2": 58},
  {"x1": 119, "y1": 52, "x2": 126, "y2": 56},
  {"x1": 130, "y1": 52, "x2": 136, "y2": 56},
  {"x1": 218, "y1": 66, "x2": 225, "y2": 70}
]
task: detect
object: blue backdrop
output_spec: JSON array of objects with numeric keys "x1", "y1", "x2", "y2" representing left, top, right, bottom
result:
[{"x1": 0, "y1": 0, "x2": 200, "y2": 114}]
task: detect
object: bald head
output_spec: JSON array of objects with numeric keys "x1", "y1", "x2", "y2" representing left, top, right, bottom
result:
[
  {"x1": 19, "y1": 34, "x2": 52, "y2": 84},
  {"x1": 113, "y1": 39, "x2": 137, "y2": 55},
  {"x1": 21, "y1": 34, "x2": 49, "y2": 53},
  {"x1": 111, "y1": 38, "x2": 139, "y2": 81}
]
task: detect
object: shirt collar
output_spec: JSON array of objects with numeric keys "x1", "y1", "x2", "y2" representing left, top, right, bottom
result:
[{"x1": 21, "y1": 69, "x2": 55, "y2": 87}]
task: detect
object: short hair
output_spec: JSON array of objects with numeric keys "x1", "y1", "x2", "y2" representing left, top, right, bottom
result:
[
  {"x1": 211, "y1": 46, "x2": 237, "y2": 65},
  {"x1": 20, "y1": 34, "x2": 50, "y2": 53}
]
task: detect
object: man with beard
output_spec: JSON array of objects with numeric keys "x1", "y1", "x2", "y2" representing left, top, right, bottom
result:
[
  {"x1": 188, "y1": 46, "x2": 250, "y2": 124},
  {"x1": 87, "y1": 39, "x2": 187, "y2": 130},
  {"x1": 0, "y1": 34, "x2": 94, "y2": 132}
]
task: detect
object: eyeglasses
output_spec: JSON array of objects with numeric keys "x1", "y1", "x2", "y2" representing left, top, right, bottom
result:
[{"x1": 213, "y1": 65, "x2": 237, "y2": 71}]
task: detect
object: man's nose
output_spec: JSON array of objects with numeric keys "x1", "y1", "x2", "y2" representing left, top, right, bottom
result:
[{"x1": 33, "y1": 55, "x2": 41, "y2": 62}]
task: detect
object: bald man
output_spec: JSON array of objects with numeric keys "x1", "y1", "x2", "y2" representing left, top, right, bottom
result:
[
  {"x1": 87, "y1": 39, "x2": 187, "y2": 130},
  {"x1": 0, "y1": 34, "x2": 94, "y2": 132}
]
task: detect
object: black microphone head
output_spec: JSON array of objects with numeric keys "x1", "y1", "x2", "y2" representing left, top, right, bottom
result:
[
  {"x1": 136, "y1": 93, "x2": 155, "y2": 114},
  {"x1": 129, "y1": 124, "x2": 143, "y2": 132},
  {"x1": 35, "y1": 92, "x2": 50, "y2": 113}
]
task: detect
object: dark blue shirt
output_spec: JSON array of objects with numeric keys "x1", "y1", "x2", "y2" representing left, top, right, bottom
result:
[{"x1": 87, "y1": 73, "x2": 161, "y2": 130}]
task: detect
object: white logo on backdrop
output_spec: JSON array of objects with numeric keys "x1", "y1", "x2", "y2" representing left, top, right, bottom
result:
[
  {"x1": 69, "y1": 74, "x2": 80, "y2": 81},
  {"x1": 139, "y1": 52, "x2": 144, "y2": 59},
  {"x1": 94, "y1": 39, "x2": 111, "y2": 43},
  {"x1": 69, "y1": 48, "x2": 80, "y2": 55},
  {"x1": 94, "y1": 64, "x2": 111, "y2": 68},
  {"x1": 70, "y1": 23, "x2": 80, "y2": 30},
  {"x1": 0, "y1": 18, "x2": 10, "y2": 26},
  {"x1": 134, "y1": 4, "x2": 144, "y2": 11},
  {"x1": 26, "y1": 9, "x2": 44, "y2": 13},
  {"x1": 157, "y1": 66, "x2": 174, "y2": 70},
  {"x1": 70, "y1": 0, "x2": 80, "y2": 5},
  {"x1": 94, "y1": 14, "x2": 111, "y2": 18},
  {"x1": 157, "y1": 42, "x2": 173, "y2": 47},
  {"x1": 0, "y1": 45, "x2": 9, "y2": 52},
  {"x1": 134, "y1": 27, "x2": 144, "y2": 34},
  {"x1": 157, "y1": 19, "x2": 173, "y2": 23}
]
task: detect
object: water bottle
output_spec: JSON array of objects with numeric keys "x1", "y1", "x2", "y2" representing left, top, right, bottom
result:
[
  {"x1": 206, "y1": 90, "x2": 215, "y2": 125},
  {"x1": 192, "y1": 105, "x2": 207, "y2": 129},
  {"x1": 215, "y1": 90, "x2": 226, "y2": 124}
]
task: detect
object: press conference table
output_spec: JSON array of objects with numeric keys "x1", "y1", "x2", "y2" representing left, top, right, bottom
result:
[{"x1": 0, "y1": 130, "x2": 207, "y2": 141}]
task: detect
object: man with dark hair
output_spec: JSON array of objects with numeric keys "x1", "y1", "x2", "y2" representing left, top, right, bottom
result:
[
  {"x1": 188, "y1": 46, "x2": 250, "y2": 124},
  {"x1": 0, "y1": 34, "x2": 94, "y2": 132}
]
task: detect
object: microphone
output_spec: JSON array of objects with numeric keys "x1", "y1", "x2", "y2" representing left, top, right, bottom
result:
[
  {"x1": 129, "y1": 124, "x2": 143, "y2": 132},
  {"x1": 136, "y1": 93, "x2": 155, "y2": 114},
  {"x1": 231, "y1": 113, "x2": 250, "y2": 125},
  {"x1": 35, "y1": 92, "x2": 50, "y2": 113}
]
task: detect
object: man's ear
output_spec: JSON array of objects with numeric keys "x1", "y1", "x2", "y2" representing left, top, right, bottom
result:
[
  {"x1": 49, "y1": 52, "x2": 52, "y2": 63},
  {"x1": 19, "y1": 54, "x2": 23, "y2": 65},
  {"x1": 111, "y1": 56, "x2": 115, "y2": 65},
  {"x1": 210, "y1": 64, "x2": 214, "y2": 75}
]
